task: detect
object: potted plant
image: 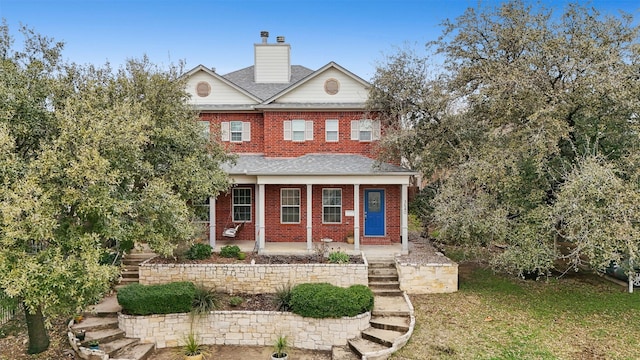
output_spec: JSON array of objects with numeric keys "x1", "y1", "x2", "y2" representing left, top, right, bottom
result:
[
  {"x1": 75, "y1": 330, "x2": 86, "y2": 341},
  {"x1": 271, "y1": 335, "x2": 289, "y2": 360},
  {"x1": 182, "y1": 332, "x2": 206, "y2": 360},
  {"x1": 88, "y1": 340, "x2": 99, "y2": 350},
  {"x1": 73, "y1": 314, "x2": 84, "y2": 323},
  {"x1": 345, "y1": 230, "x2": 354, "y2": 244}
]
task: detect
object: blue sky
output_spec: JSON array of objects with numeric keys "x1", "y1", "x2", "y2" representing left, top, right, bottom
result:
[{"x1": 1, "y1": 0, "x2": 638, "y2": 80}]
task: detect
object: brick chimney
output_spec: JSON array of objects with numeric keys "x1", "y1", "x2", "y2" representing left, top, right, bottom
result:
[{"x1": 254, "y1": 31, "x2": 290, "y2": 83}]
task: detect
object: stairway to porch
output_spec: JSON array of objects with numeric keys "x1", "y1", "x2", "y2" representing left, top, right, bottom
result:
[{"x1": 332, "y1": 259, "x2": 415, "y2": 360}]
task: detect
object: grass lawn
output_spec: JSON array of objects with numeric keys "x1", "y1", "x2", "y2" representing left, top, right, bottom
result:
[{"x1": 392, "y1": 263, "x2": 640, "y2": 360}]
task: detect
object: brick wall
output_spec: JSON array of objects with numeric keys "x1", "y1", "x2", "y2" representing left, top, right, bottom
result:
[{"x1": 199, "y1": 111, "x2": 382, "y2": 158}]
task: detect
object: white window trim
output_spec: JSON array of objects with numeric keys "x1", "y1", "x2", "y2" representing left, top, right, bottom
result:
[
  {"x1": 221, "y1": 121, "x2": 251, "y2": 142},
  {"x1": 350, "y1": 119, "x2": 381, "y2": 142},
  {"x1": 322, "y1": 188, "x2": 342, "y2": 224},
  {"x1": 325, "y1": 119, "x2": 339, "y2": 142},
  {"x1": 232, "y1": 187, "x2": 252, "y2": 222},
  {"x1": 284, "y1": 120, "x2": 313, "y2": 142},
  {"x1": 280, "y1": 188, "x2": 301, "y2": 224}
]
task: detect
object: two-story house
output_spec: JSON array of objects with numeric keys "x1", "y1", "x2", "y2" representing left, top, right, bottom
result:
[{"x1": 183, "y1": 32, "x2": 415, "y2": 254}]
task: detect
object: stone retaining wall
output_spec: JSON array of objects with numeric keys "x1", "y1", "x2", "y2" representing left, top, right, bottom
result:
[
  {"x1": 139, "y1": 261, "x2": 368, "y2": 293},
  {"x1": 119, "y1": 311, "x2": 371, "y2": 351},
  {"x1": 396, "y1": 261, "x2": 458, "y2": 294}
]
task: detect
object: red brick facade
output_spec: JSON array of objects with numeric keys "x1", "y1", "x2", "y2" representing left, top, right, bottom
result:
[{"x1": 213, "y1": 183, "x2": 401, "y2": 245}]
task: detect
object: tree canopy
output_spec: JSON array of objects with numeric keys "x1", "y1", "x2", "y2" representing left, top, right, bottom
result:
[
  {"x1": 369, "y1": 1, "x2": 640, "y2": 278},
  {"x1": 0, "y1": 21, "x2": 231, "y2": 353}
]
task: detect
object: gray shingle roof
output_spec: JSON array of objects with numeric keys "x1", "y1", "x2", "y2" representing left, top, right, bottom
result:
[
  {"x1": 222, "y1": 65, "x2": 314, "y2": 100},
  {"x1": 223, "y1": 154, "x2": 414, "y2": 176}
]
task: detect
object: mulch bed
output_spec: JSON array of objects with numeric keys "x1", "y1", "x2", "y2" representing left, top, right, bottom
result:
[{"x1": 148, "y1": 253, "x2": 364, "y2": 265}]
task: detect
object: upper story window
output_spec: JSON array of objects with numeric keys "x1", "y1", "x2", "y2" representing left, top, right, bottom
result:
[
  {"x1": 197, "y1": 121, "x2": 210, "y2": 139},
  {"x1": 284, "y1": 120, "x2": 313, "y2": 142},
  {"x1": 351, "y1": 119, "x2": 381, "y2": 142},
  {"x1": 221, "y1": 121, "x2": 251, "y2": 142},
  {"x1": 325, "y1": 119, "x2": 338, "y2": 142}
]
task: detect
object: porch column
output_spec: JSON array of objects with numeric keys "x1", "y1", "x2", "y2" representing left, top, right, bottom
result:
[
  {"x1": 209, "y1": 196, "x2": 216, "y2": 249},
  {"x1": 306, "y1": 184, "x2": 313, "y2": 251},
  {"x1": 353, "y1": 184, "x2": 360, "y2": 251},
  {"x1": 258, "y1": 183, "x2": 266, "y2": 252},
  {"x1": 401, "y1": 184, "x2": 409, "y2": 254},
  {"x1": 254, "y1": 184, "x2": 260, "y2": 249}
]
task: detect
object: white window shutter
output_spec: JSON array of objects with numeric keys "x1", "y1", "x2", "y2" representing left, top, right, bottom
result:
[
  {"x1": 350, "y1": 120, "x2": 359, "y2": 140},
  {"x1": 242, "y1": 122, "x2": 251, "y2": 142},
  {"x1": 283, "y1": 121, "x2": 292, "y2": 140},
  {"x1": 373, "y1": 120, "x2": 381, "y2": 140},
  {"x1": 221, "y1": 122, "x2": 230, "y2": 141},
  {"x1": 305, "y1": 121, "x2": 313, "y2": 140}
]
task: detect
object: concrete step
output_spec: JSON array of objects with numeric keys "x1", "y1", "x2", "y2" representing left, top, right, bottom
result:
[
  {"x1": 368, "y1": 261, "x2": 395, "y2": 268},
  {"x1": 362, "y1": 327, "x2": 405, "y2": 347},
  {"x1": 71, "y1": 316, "x2": 119, "y2": 331},
  {"x1": 86, "y1": 295, "x2": 122, "y2": 317},
  {"x1": 119, "y1": 277, "x2": 140, "y2": 285},
  {"x1": 369, "y1": 268, "x2": 398, "y2": 276},
  {"x1": 82, "y1": 328, "x2": 125, "y2": 346},
  {"x1": 101, "y1": 337, "x2": 139, "y2": 356},
  {"x1": 369, "y1": 281, "x2": 400, "y2": 289},
  {"x1": 371, "y1": 289, "x2": 403, "y2": 296},
  {"x1": 369, "y1": 275, "x2": 399, "y2": 283},
  {"x1": 370, "y1": 316, "x2": 410, "y2": 333},
  {"x1": 121, "y1": 270, "x2": 139, "y2": 278},
  {"x1": 372, "y1": 296, "x2": 411, "y2": 317},
  {"x1": 111, "y1": 342, "x2": 155, "y2": 360},
  {"x1": 331, "y1": 345, "x2": 360, "y2": 360},
  {"x1": 348, "y1": 337, "x2": 389, "y2": 358}
]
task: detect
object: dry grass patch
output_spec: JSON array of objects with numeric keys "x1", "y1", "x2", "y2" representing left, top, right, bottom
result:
[{"x1": 392, "y1": 263, "x2": 640, "y2": 360}]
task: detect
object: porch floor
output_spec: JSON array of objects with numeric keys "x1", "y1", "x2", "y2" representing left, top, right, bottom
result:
[{"x1": 213, "y1": 239, "x2": 404, "y2": 260}]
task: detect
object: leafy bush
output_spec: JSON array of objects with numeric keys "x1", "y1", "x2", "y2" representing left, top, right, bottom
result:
[
  {"x1": 328, "y1": 250, "x2": 350, "y2": 264},
  {"x1": 117, "y1": 282, "x2": 196, "y2": 315},
  {"x1": 289, "y1": 283, "x2": 374, "y2": 318},
  {"x1": 229, "y1": 296, "x2": 244, "y2": 307},
  {"x1": 220, "y1": 245, "x2": 241, "y2": 258},
  {"x1": 186, "y1": 243, "x2": 213, "y2": 260},
  {"x1": 192, "y1": 286, "x2": 220, "y2": 314},
  {"x1": 119, "y1": 239, "x2": 135, "y2": 253},
  {"x1": 273, "y1": 283, "x2": 292, "y2": 311}
]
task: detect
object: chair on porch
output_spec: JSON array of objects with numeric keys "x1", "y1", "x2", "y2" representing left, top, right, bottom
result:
[{"x1": 222, "y1": 209, "x2": 245, "y2": 238}]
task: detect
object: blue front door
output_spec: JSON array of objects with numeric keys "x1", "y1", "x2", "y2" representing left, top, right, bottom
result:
[{"x1": 364, "y1": 190, "x2": 385, "y2": 236}]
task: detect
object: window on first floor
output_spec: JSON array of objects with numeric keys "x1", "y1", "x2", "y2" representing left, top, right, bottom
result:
[
  {"x1": 281, "y1": 188, "x2": 301, "y2": 223},
  {"x1": 193, "y1": 198, "x2": 210, "y2": 222},
  {"x1": 197, "y1": 121, "x2": 210, "y2": 140},
  {"x1": 232, "y1": 187, "x2": 252, "y2": 222},
  {"x1": 322, "y1": 188, "x2": 342, "y2": 223},
  {"x1": 351, "y1": 119, "x2": 381, "y2": 141}
]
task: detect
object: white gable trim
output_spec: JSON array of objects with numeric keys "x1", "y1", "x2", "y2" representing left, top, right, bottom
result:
[
  {"x1": 262, "y1": 62, "x2": 370, "y2": 104},
  {"x1": 182, "y1": 65, "x2": 263, "y2": 103}
]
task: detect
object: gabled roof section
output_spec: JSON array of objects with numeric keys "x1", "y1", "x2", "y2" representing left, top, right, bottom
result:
[
  {"x1": 263, "y1": 62, "x2": 370, "y2": 104},
  {"x1": 222, "y1": 65, "x2": 314, "y2": 101},
  {"x1": 183, "y1": 65, "x2": 263, "y2": 104}
]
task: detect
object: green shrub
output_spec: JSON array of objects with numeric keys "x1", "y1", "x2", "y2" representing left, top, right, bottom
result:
[
  {"x1": 192, "y1": 286, "x2": 220, "y2": 314},
  {"x1": 289, "y1": 283, "x2": 374, "y2": 318},
  {"x1": 119, "y1": 239, "x2": 135, "y2": 253},
  {"x1": 186, "y1": 243, "x2": 213, "y2": 260},
  {"x1": 229, "y1": 296, "x2": 244, "y2": 307},
  {"x1": 273, "y1": 283, "x2": 292, "y2": 311},
  {"x1": 220, "y1": 245, "x2": 241, "y2": 258},
  {"x1": 117, "y1": 282, "x2": 196, "y2": 315},
  {"x1": 328, "y1": 250, "x2": 350, "y2": 264}
]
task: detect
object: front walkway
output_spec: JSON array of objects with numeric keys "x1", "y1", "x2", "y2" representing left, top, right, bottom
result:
[{"x1": 213, "y1": 239, "x2": 404, "y2": 260}]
